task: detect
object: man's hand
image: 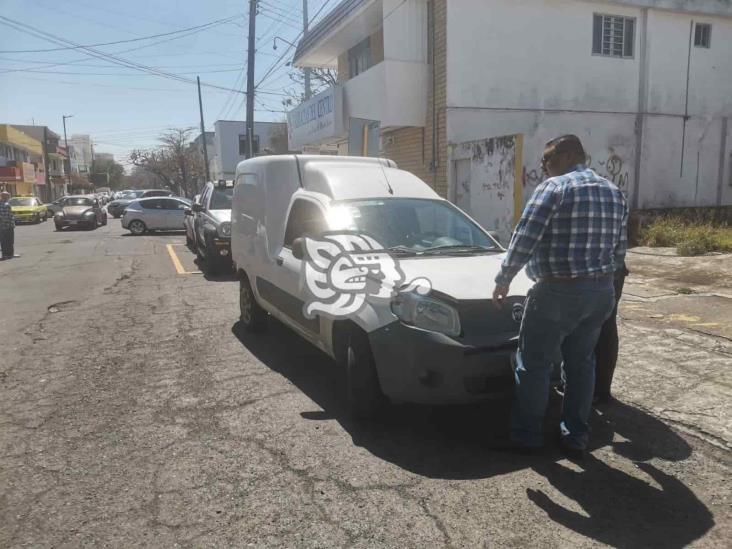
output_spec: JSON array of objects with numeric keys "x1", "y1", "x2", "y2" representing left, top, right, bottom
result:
[{"x1": 493, "y1": 284, "x2": 509, "y2": 309}]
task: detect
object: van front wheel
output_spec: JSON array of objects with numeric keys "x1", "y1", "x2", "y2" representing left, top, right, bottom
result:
[
  {"x1": 239, "y1": 276, "x2": 268, "y2": 332},
  {"x1": 345, "y1": 332, "x2": 386, "y2": 419}
]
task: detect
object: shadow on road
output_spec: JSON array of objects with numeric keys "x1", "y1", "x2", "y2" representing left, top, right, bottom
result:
[
  {"x1": 192, "y1": 256, "x2": 237, "y2": 282},
  {"x1": 231, "y1": 318, "x2": 713, "y2": 547},
  {"x1": 119, "y1": 230, "x2": 186, "y2": 237}
]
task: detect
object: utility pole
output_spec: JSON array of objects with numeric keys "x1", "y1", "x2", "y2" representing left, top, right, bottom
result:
[
  {"x1": 245, "y1": 0, "x2": 257, "y2": 159},
  {"x1": 62, "y1": 114, "x2": 73, "y2": 192},
  {"x1": 303, "y1": 0, "x2": 311, "y2": 100},
  {"x1": 197, "y1": 76, "x2": 211, "y2": 182}
]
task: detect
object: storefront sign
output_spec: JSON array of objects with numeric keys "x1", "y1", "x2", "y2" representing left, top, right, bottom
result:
[
  {"x1": 287, "y1": 86, "x2": 344, "y2": 151},
  {"x1": 22, "y1": 162, "x2": 35, "y2": 184}
]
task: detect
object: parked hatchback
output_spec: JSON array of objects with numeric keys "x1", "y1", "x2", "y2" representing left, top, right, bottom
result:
[
  {"x1": 108, "y1": 189, "x2": 172, "y2": 218},
  {"x1": 122, "y1": 196, "x2": 191, "y2": 235}
]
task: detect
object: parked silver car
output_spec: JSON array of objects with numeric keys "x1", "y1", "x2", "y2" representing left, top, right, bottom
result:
[{"x1": 121, "y1": 196, "x2": 191, "y2": 235}]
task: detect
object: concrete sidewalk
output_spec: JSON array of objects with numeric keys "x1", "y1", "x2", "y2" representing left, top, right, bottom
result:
[{"x1": 616, "y1": 248, "x2": 732, "y2": 450}]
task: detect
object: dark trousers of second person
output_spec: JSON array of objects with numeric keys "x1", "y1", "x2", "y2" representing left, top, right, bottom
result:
[
  {"x1": 511, "y1": 277, "x2": 616, "y2": 449},
  {"x1": 0, "y1": 225, "x2": 13, "y2": 258},
  {"x1": 594, "y1": 266, "x2": 629, "y2": 398}
]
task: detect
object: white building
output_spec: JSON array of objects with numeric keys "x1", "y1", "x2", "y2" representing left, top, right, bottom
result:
[
  {"x1": 69, "y1": 134, "x2": 93, "y2": 174},
  {"x1": 291, "y1": 0, "x2": 732, "y2": 240},
  {"x1": 211, "y1": 120, "x2": 288, "y2": 180}
]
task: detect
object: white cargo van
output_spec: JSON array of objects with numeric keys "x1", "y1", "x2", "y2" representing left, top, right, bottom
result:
[{"x1": 231, "y1": 155, "x2": 533, "y2": 417}]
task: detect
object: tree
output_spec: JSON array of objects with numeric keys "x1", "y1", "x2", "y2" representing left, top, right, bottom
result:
[
  {"x1": 129, "y1": 128, "x2": 204, "y2": 198},
  {"x1": 90, "y1": 158, "x2": 125, "y2": 189},
  {"x1": 281, "y1": 68, "x2": 338, "y2": 108},
  {"x1": 124, "y1": 166, "x2": 163, "y2": 189}
]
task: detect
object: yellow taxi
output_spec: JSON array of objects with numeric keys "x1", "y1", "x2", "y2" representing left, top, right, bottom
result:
[{"x1": 9, "y1": 196, "x2": 48, "y2": 223}]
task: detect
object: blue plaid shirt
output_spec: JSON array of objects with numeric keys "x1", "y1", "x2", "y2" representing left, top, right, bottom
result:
[
  {"x1": 0, "y1": 200, "x2": 14, "y2": 228},
  {"x1": 495, "y1": 166, "x2": 628, "y2": 286}
]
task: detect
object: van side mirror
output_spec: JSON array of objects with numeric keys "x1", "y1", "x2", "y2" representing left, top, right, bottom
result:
[
  {"x1": 191, "y1": 203, "x2": 203, "y2": 213},
  {"x1": 184, "y1": 208, "x2": 192, "y2": 216},
  {"x1": 292, "y1": 237, "x2": 305, "y2": 260}
]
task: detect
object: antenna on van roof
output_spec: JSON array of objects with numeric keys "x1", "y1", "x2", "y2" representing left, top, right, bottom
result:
[{"x1": 378, "y1": 158, "x2": 394, "y2": 195}]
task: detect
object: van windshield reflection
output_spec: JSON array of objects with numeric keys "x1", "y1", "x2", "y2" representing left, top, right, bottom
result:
[{"x1": 327, "y1": 198, "x2": 499, "y2": 255}]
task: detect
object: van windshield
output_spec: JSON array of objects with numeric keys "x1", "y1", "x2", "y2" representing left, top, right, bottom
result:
[{"x1": 327, "y1": 198, "x2": 500, "y2": 255}]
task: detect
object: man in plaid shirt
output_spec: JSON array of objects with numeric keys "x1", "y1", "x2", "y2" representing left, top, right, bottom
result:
[
  {"x1": 493, "y1": 135, "x2": 627, "y2": 458},
  {"x1": 0, "y1": 191, "x2": 16, "y2": 260}
]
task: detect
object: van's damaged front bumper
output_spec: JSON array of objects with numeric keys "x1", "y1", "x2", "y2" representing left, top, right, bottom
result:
[{"x1": 368, "y1": 321, "x2": 519, "y2": 405}]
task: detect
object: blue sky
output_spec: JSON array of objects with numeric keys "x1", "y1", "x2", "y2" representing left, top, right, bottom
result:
[{"x1": 0, "y1": 0, "x2": 333, "y2": 167}]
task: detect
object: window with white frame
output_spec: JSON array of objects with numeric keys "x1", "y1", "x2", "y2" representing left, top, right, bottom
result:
[
  {"x1": 592, "y1": 14, "x2": 635, "y2": 58},
  {"x1": 694, "y1": 23, "x2": 711, "y2": 48}
]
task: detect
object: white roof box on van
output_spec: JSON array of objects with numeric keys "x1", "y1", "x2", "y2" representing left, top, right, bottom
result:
[{"x1": 235, "y1": 155, "x2": 440, "y2": 201}]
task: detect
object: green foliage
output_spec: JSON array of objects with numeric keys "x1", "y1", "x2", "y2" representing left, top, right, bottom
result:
[{"x1": 640, "y1": 217, "x2": 732, "y2": 256}]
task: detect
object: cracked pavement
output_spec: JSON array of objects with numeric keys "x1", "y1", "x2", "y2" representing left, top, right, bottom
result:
[{"x1": 1, "y1": 222, "x2": 730, "y2": 547}]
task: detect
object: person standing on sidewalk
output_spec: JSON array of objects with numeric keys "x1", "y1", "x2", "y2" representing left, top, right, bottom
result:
[
  {"x1": 492, "y1": 135, "x2": 628, "y2": 459},
  {"x1": 593, "y1": 264, "x2": 629, "y2": 403},
  {"x1": 0, "y1": 191, "x2": 16, "y2": 260}
]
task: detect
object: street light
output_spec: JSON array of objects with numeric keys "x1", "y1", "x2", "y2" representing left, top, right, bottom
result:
[
  {"x1": 273, "y1": 36, "x2": 310, "y2": 100},
  {"x1": 62, "y1": 114, "x2": 73, "y2": 191},
  {"x1": 272, "y1": 36, "x2": 297, "y2": 50}
]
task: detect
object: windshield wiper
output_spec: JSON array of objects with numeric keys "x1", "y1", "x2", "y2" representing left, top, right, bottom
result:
[
  {"x1": 387, "y1": 245, "x2": 419, "y2": 256},
  {"x1": 421, "y1": 244, "x2": 495, "y2": 255}
]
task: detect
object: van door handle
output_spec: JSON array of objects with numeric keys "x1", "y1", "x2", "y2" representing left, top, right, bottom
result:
[{"x1": 276, "y1": 257, "x2": 284, "y2": 266}]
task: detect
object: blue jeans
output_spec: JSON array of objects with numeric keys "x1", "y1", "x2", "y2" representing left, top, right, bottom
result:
[{"x1": 511, "y1": 278, "x2": 615, "y2": 448}]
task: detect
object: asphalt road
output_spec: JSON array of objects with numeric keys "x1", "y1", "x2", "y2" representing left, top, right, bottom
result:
[{"x1": 1, "y1": 218, "x2": 730, "y2": 547}]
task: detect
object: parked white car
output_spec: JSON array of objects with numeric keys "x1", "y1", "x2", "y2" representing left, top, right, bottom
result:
[
  {"x1": 122, "y1": 196, "x2": 191, "y2": 235},
  {"x1": 231, "y1": 155, "x2": 535, "y2": 418}
]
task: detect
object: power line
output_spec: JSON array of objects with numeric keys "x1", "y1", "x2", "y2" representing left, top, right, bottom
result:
[
  {"x1": 10, "y1": 67, "x2": 246, "y2": 76},
  {"x1": 255, "y1": 0, "x2": 335, "y2": 89},
  {"x1": 0, "y1": 15, "x2": 279, "y2": 98},
  {"x1": 0, "y1": 25, "x2": 242, "y2": 74},
  {"x1": 0, "y1": 14, "x2": 242, "y2": 53}
]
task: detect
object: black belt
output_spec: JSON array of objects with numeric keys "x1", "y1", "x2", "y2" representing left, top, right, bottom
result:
[{"x1": 538, "y1": 274, "x2": 613, "y2": 283}]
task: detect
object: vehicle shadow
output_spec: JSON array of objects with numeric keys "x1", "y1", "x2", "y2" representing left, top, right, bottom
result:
[
  {"x1": 119, "y1": 230, "x2": 186, "y2": 237},
  {"x1": 230, "y1": 318, "x2": 713, "y2": 547},
  {"x1": 194, "y1": 257, "x2": 238, "y2": 282}
]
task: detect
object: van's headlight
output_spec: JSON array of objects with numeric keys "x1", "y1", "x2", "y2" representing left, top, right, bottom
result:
[
  {"x1": 219, "y1": 222, "x2": 231, "y2": 237},
  {"x1": 391, "y1": 292, "x2": 461, "y2": 337}
]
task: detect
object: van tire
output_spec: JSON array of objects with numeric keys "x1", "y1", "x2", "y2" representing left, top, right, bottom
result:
[
  {"x1": 239, "y1": 276, "x2": 267, "y2": 332},
  {"x1": 345, "y1": 331, "x2": 386, "y2": 419}
]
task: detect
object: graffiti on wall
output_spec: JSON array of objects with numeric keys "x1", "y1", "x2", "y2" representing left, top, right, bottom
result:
[
  {"x1": 522, "y1": 149, "x2": 630, "y2": 192},
  {"x1": 450, "y1": 135, "x2": 520, "y2": 243}
]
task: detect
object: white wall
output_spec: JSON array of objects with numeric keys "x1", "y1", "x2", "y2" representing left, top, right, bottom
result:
[
  {"x1": 213, "y1": 121, "x2": 287, "y2": 179},
  {"x1": 344, "y1": 60, "x2": 428, "y2": 127},
  {"x1": 446, "y1": 0, "x2": 732, "y2": 209},
  {"x1": 638, "y1": 9, "x2": 732, "y2": 207},
  {"x1": 383, "y1": 0, "x2": 428, "y2": 62}
]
